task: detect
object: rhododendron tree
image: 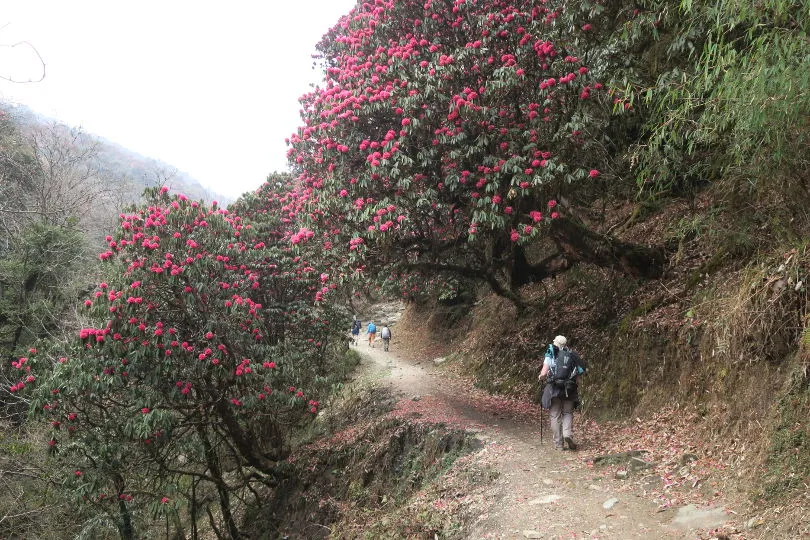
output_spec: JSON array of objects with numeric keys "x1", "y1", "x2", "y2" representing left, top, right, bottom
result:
[
  {"x1": 19, "y1": 188, "x2": 347, "y2": 538},
  {"x1": 289, "y1": 0, "x2": 664, "y2": 304}
]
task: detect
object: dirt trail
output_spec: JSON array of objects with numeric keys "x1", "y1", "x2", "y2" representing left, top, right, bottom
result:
[{"x1": 352, "y1": 307, "x2": 737, "y2": 539}]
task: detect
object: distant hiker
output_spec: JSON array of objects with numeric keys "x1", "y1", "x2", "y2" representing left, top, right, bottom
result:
[
  {"x1": 350, "y1": 316, "x2": 361, "y2": 346},
  {"x1": 380, "y1": 323, "x2": 392, "y2": 351},
  {"x1": 367, "y1": 321, "x2": 377, "y2": 347},
  {"x1": 539, "y1": 335, "x2": 587, "y2": 451}
]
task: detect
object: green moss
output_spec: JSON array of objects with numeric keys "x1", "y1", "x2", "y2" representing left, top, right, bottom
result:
[
  {"x1": 685, "y1": 250, "x2": 728, "y2": 291},
  {"x1": 760, "y1": 368, "x2": 810, "y2": 500},
  {"x1": 347, "y1": 480, "x2": 367, "y2": 502},
  {"x1": 1, "y1": 440, "x2": 34, "y2": 455}
]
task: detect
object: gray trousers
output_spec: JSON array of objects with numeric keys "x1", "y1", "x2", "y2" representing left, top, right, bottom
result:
[{"x1": 549, "y1": 397, "x2": 575, "y2": 448}]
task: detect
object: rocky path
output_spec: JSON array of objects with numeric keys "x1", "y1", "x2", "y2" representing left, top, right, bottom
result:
[{"x1": 353, "y1": 304, "x2": 740, "y2": 539}]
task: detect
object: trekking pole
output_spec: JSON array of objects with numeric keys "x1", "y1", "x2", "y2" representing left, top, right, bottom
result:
[
  {"x1": 538, "y1": 375, "x2": 545, "y2": 445},
  {"x1": 539, "y1": 400, "x2": 544, "y2": 444},
  {"x1": 579, "y1": 395, "x2": 588, "y2": 446}
]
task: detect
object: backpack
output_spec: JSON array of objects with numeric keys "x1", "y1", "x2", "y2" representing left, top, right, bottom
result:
[
  {"x1": 368, "y1": 323, "x2": 376, "y2": 333},
  {"x1": 381, "y1": 327, "x2": 391, "y2": 339},
  {"x1": 352, "y1": 320, "x2": 361, "y2": 332},
  {"x1": 549, "y1": 347, "x2": 580, "y2": 394}
]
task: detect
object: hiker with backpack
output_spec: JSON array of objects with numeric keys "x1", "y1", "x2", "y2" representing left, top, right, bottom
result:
[
  {"x1": 350, "y1": 316, "x2": 361, "y2": 346},
  {"x1": 380, "y1": 323, "x2": 392, "y2": 351},
  {"x1": 367, "y1": 321, "x2": 377, "y2": 347},
  {"x1": 539, "y1": 335, "x2": 586, "y2": 451}
]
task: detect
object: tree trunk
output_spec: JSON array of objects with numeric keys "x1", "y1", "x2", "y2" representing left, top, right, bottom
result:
[
  {"x1": 198, "y1": 425, "x2": 241, "y2": 539},
  {"x1": 116, "y1": 498, "x2": 134, "y2": 540},
  {"x1": 214, "y1": 400, "x2": 283, "y2": 472},
  {"x1": 549, "y1": 217, "x2": 665, "y2": 279}
]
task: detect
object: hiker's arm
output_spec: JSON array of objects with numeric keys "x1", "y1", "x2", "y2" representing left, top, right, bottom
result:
[{"x1": 539, "y1": 363, "x2": 549, "y2": 380}]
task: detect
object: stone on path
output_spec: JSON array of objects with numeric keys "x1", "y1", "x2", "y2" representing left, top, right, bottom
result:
[
  {"x1": 522, "y1": 531, "x2": 542, "y2": 539},
  {"x1": 672, "y1": 504, "x2": 727, "y2": 529},
  {"x1": 628, "y1": 456, "x2": 652, "y2": 471},
  {"x1": 411, "y1": 395, "x2": 421, "y2": 401},
  {"x1": 592, "y1": 450, "x2": 648, "y2": 465},
  {"x1": 745, "y1": 516, "x2": 763, "y2": 530},
  {"x1": 433, "y1": 357, "x2": 446, "y2": 365},
  {"x1": 602, "y1": 497, "x2": 619, "y2": 510},
  {"x1": 528, "y1": 494, "x2": 562, "y2": 505}
]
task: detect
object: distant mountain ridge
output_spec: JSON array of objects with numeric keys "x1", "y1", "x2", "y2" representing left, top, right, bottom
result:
[{"x1": 1, "y1": 101, "x2": 232, "y2": 205}]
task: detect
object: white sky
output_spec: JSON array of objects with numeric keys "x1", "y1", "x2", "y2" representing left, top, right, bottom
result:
[{"x1": 0, "y1": 0, "x2": 358, "y2": 198}]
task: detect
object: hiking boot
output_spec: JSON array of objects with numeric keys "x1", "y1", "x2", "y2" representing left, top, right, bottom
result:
[{"x1": 564, "y1": 436, "x2": 577, "y2": 451}]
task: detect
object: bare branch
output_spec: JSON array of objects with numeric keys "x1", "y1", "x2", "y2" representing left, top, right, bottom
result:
[{"x1": 0, "y1": 40, "x2": 46, "y2": 83}]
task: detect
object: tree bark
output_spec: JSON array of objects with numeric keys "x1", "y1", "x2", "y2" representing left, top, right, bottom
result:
[
  {"x1": 511, "y1": 246, "x2": 571, "y2": 288},
  {"x1": 198, "y1": 425, "x2": 241, "y2": 540},
  {"x1": 214, "y1": 399, "x2": 283, "y2": 472},
  {"x1": 549, "y1": 217, "x2": 665, "y2": 279}
]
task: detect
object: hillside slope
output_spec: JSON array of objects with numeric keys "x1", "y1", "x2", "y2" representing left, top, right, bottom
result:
[
  {"x1": 395, "y1": 190, "x2": 810, "y2": 538},
  {"x1": 1, "y1": 102, "x2": 229, "y2": 205},
  {"x1": 255, "y1": 299, "x2": 804, "y2": 539}
]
